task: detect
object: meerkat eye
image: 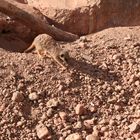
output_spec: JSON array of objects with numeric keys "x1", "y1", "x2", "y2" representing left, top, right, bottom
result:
[{"x1": 60, "y1": 54, "x2": 64, "y2": 58}]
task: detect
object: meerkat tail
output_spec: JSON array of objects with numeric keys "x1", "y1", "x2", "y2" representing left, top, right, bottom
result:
[{"x1": 24, "y1": 44, "x2": 35, "y2": 53}]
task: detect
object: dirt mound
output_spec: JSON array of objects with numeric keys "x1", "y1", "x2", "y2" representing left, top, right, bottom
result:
[{"x1": 0, "y1": 26, "x2": 140, "y2": 139}]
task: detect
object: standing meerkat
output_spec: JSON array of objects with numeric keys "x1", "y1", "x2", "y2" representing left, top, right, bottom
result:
[{"x1": 24, "y1": 34, "x2": 69, "y2": 69}]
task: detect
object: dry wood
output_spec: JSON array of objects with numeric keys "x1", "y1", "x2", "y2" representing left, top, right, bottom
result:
[{"x1": 0, "y1": 0, "x2": 79, "y2": 41}]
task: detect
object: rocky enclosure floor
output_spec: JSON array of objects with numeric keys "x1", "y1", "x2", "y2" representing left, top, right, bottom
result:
[{"x1": 0, "y1": 26, "x2": 140, "y2": 140}]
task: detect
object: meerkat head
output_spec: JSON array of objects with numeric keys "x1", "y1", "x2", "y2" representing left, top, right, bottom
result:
[{"x1": 59, "y1": 50, "x2": 69, "y2": 64}]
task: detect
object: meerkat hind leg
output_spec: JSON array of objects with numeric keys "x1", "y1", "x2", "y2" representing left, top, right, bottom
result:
[
  {"x1": 37, "y1": 49, "x2": 45, "y2": 59},
  {"x1": 44, "y1": 51, "x2": 51, "y2": 58}
]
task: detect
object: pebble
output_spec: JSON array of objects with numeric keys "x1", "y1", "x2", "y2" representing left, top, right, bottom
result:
[
  {"x1": 99, "y1": 119, "x2": 109, "y2": 125},
  {"x1": 0, "y1": 103, "x2": 6, "y2": 112},
  {"x1": 12, "y1": 91, "x2": 24, "y2": 102},
  {"x1": 53, "y1": 117, "x2": 62, "y2": 125},
  {"x1": 47, "y1": 98, "x2": 59, "y2": 108},
  {"x1": 74, "y1": 121, "x2": 82, "y2": 129},
  {"x1": 84, "y1": 119, "x2": 94, "y2": 129},
  {"x1": 112, "y1": 54, "x2": 121, "y2": 60},
  {"x1": 16, "y1": 121, "x2": 24, "y2": 127},
  {"x1": 65, "y1": 133, "x2": 82, "y2": 140},
  {"x1": 89, "y1": 106, "x2": 97, "y2": 113},
  {"x1": 109, "y1": 119, "x2": 116, "y2": 126},
  {"x1": 133, "y1": 42, "x2": 140, "y2": 47},
  {"x1": 86, "y1": 134, "x2": 99, "y2": 140},
  {"x1": 115, "y1": 85, "x2": 122, "y2": 91},
  {"x1": 100, "y1": 126, "x2": 108, "y2": 132},
  {"x1": 75, "y1": 104, "x2": 85, "y2": 115},
  {"x1": 135, "y1": 80, "x2": 139, "y2": 86},
  {"x1": 47, "y1": 108, "x2": 53, "y2": 117},
  {"x1": 128, "y1": 122, "x2": 139, "y2": 132},
  {"x1": 59, "y1": 112, "x2": 67, "y2": 121},
  {"x1": 17, "y1": 82, "x2": 24, "y2": 90},
  {"x1": 124, "y1": 35, "x2": 131, "y2": 41},
  {"x1": 114, "y1": 105, "x2": 122, "y2": 111},
  {"x1": 59, "y1": 137, "x2": 65, "y2": 140},
  {"x1": 41, "y1": 113, "x2": 47, "y2": 122},
  {"x1": 36, "y1": 123, "x2": 49, "y2": 139},
  {"x1": 92, "y1": 126, "x2": 99, "y2": 136},
  {"x1": 28, "y1": 92, "x2": 39, "y2": 100}
]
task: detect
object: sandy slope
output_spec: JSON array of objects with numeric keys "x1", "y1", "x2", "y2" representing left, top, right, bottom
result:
[{"x1": 0, "y1": 26, "x2": 140, "y2": 140}]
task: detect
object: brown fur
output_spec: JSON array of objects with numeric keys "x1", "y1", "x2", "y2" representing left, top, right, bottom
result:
[{"x1": 24, "y1": 34, "x2": 69, "y2": 69}]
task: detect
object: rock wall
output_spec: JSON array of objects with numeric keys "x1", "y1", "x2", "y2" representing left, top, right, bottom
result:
[{"x1": 27, "y1": 0, "x2": 140, "y2": 35}]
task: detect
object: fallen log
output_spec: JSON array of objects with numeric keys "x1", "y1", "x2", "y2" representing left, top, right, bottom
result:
[{"x1": 0, "y1": 0, "x2": 79, "y2": 41}]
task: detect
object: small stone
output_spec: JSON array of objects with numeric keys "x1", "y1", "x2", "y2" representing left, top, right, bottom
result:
[
  {"x1": 104, "y1": 132, "x2": 109, "y2": 137},
  {"x1": 53, "y1": 117, "x2": 62, "y2": 125},
  {"x1": 135, "y1": 133, "x2": 140, "y2": 139},
  {"x1": 84, "y1": 119, "x2": 94, "y2": 129},
  {"x1": 133, "y1": 42, "x2": 140, "y2": 47},
  {"x1": 65, "y1": 133, "x2": 82, "y2": 140},
  {"x1": 89, "y1": 106, "x2": 97, "y2": 113},
  {"x1": 58, "y1": 85, "x2": 63, "y2": 91},
  {"x1": 47, "y1": 108, "x2": 53, "y2": 117},
  {"x1": 75, "y1": 104, "x2": 85, "y2": 115},
  {"x1": 114, "y1": 105, "x2": 122, "y2": 111},
  {"x1": 115, "y1": 85, "x2": 122, "y2": 91},
  {"x1": 115, "y1": 115, "x2": 122, "y2": 121},
  {"x1": 47, "y1": 98, "x2": 59, "y2": 108},
  {"x1": 17, "y1": 82, "x2": 24, "y2": 90},
  {"x1": 12, "y1": 91, "x2": 24, "y2": 102},
  {"x1": 59, "y1": 112, "x2": 67, "y2": 121},
  {"x1": 92, "y1": 126, "x2": 99, "y2": 136},
  {"x1": 41, "y1": 113, "x2": 47, "y2": 121},
  {"x1": 28, "y1": 92, "x2": 39, "y2": 100},
  {"x1": 128, "y1": 122, "x2": 139, "y2": 132},
  {"x1": 74, "y1": 121, "x2": 82, "y2": 129},
  {"x1": 62, "y1": 131, "x2": 68, "y2": 138},
  {"x1": 109, "y1": 119, "x2": 116, "y2": 126},
  {"x1": 124, "y1": 35, "x2": 131, "y2": 41},
  {"x1": 86, "y1": 134, "x2": 99, "y2": 140},
  {"x1": 99, "y1": 119, "x2": 109, "y2": 125},
  {"x1": 63, "y1": 124, "x2": 72, "y2": 130},
  {"x1": 59, "y1": 137, "x2": 65, "y2": 140},
  {"x1": 82, "y1": 54, "x2": 92, "y2": 62},
  {"x1": 79, "y1": 42, "x2": 88, "y2": 48},
  {"x1": 36, "y1": 124, "x2": 49, "y2": 139},
  {"x1": 135, "y1": 80, "x2": 140, "y2": 86},
  {"x1": 100, "y1": 126, "x2": 108, "y2": 132},
  {"x1": 112, "y1": 54, "x2": 121, "y2": 60},
  {"x1": 16, "y1": 121, "x2": 24, "y2": 127},
  {"x1": 0, "y1": 103, "x2": 6, "y2": 112}
]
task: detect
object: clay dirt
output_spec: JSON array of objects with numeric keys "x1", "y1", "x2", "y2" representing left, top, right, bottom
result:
[
  {"x1": 0, "y1": 0, "x2": 140, "y2": 140},
  {"x1": 0, "y1": 26, "x2": 140, "y2": 140}
]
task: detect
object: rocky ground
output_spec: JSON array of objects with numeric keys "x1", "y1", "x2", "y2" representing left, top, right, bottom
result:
[{"x1": 0, "y1": 26, "x2": 140, "y2": 140}]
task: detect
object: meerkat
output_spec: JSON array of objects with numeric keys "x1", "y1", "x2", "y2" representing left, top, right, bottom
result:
[{"x1": 24, "y1": 34, "x2": 69, "y2": 69}]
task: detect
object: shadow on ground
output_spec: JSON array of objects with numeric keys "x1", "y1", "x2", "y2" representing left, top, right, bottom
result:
[{"x1": 68, "y1": 58, "x2": 121, "y2": 83}]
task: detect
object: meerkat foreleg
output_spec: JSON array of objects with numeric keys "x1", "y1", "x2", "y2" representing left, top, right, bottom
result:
[{"x1": 54, "y1": 58, "x2": 66, "y2": 69}]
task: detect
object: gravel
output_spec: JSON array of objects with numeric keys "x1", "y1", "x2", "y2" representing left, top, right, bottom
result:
[{"x1": 0, "y1": 26, "x2": 140, "y2": 139}]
